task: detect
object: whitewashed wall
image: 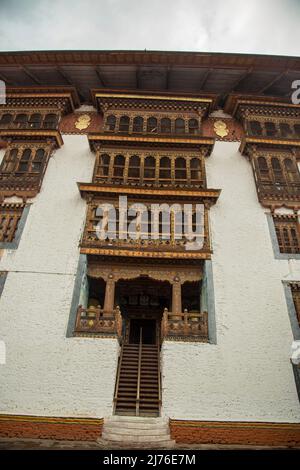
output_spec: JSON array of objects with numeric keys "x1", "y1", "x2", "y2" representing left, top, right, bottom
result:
[
  {"x1": 162, "y1": 141, "x2": 300, "y2": 422},
  {"x1": 0, "y1": 136, "x2": 119, "y2": 418}
]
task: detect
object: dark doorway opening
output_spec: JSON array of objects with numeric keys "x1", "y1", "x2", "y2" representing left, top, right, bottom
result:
[{"x1": 129, "y1": 319, "x2": 157, "y2": 344}]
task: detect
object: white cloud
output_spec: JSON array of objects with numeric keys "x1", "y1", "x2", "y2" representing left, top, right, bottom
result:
[{"x1": 0, "y1": 0, "x2": 299, "y2": 55}]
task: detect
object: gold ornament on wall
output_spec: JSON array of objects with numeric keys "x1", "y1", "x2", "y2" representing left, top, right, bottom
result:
[
  {"x1": 213, "y1": 120, "x2": 229, "y2": 138},
  {"x1": 75, "y1": 114, "x2": 91, "y2": 130}
]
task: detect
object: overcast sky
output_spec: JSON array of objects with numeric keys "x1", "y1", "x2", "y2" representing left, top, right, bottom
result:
[{"x1": 0, "y1": 0, "x2": 300, "y2": 56}]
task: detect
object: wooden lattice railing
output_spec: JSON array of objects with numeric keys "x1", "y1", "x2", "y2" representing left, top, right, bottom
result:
[
  {"x1": 74, "y1": 305, "x2": 122, "y2": 338},
  {"x1": 161, "y1": 308, "x2": 208, "y2": 341}
]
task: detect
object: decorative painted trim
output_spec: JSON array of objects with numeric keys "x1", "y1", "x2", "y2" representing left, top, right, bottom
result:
[
  {"x1": 282, "y1": 281, "x2": 300, "y2": 340},
  {"x1": 266, "y1": 213, "x2": 300, "y2": 260},
  {"x1": 0, "y1": 204, "x2": 30, "y2": 250},
  {"x1": 80, "y1": 247, "x2": 211, "y2": 259},
  {"x1": 0, "y1": 414, "x2": 103, "y2": 441},
  {"x1": 0, "y1": 129, "x2": 63, "y2": 148},
  {"x1": 95, "y1": 92, "x2": 213, "y2": 103},
  {"x1": 88, "y1": 133, "x2": 215, "y2": 146},
  {"x1": 169, "y1": 419, "x2": 300, "y2": 447},
  {"x1": 78, "y1": 182, "x2": 221, "y2": 200}
]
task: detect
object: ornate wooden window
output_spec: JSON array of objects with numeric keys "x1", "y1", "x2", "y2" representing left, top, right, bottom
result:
[
  {"x1": 106, "y1": 115, "x2": 116, "y2": 131},
  {"x1": 188, "y1": 118, "x2": 199, "y2": 134},
  {"x1": 175, "y1": 157, "x2": 186, "y2": 183},
  {"x1": 128, "y1": 155, "x2": 140, "y2": 181},
  {"x1": 175, "y1": 118, "x2": 185, "y2": 134},
  {"x1": 43, "y1": 113, "x2": 58, "y2": 129},
  {"x1": 14, "y1": 113, "x2": 28, "y2": 128},
  {"x1": 159, "y1": 156, "x2": 171, "y2": 182},
  {"x1": 294, "y1": 124, "x2": 300, "y2": 137},
  {"x1": 132, "y1": 116, "x2": 143, "y2": 133},
  {"x1": 291, "y1": 284, "x2": 300, "y2": 326},
  {"x1": 161, "y1": 117, "x2": 171, "y2": 133},
  {"x1": 0, "y1": 113, "x2": 13, "y2": 126},
  {"x1": 249, "y1": 120, "x2": 263, "y2": 136},
  {"x1": 190, "y1": 158, "x2": 202, "y2": 184},
  {"x1": 147, "y1": 117, "x2": 158, "y2": 133},
  {"x1": 0, "y1": 204, "x2": 24, "y2": 243},
  {"x1": 28, "y1": 113, "x2": 42, "y2": 129},
  {"x1": 119, "y1": 116, "x2": 130, "y2": 132},
  {"x1": 280, "y1": 123, "x2": 293, "y2": 138},
  {"x1": 93, "y1": 151, "x2": 205, "y2": 187},
  {"x1": 144, "y1": 156, "x2": 156, "y2": 183},
  {"x1": 0, "y1": 145, "x2": 50, "y2": 192},
  {"x1": 265, "y1": 121, "x2": 277, "y2": 137},
  {"x1": 113, "y1": 154, "x2": 125, "y2": 181},
  {"x1": 273, "y1": 215, "x2": 300, "y2": 254}
]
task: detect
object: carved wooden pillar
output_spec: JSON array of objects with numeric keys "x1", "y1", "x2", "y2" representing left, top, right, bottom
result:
[
  {"x1": 171, "y1": 276, "x2": 182, "y2": 315},
  {"x1": 103, "y1": 274, "x2": 116, "y2": 314}
]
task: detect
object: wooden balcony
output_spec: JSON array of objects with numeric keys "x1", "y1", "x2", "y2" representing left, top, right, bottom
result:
[
  {"x1": 256, "y1": 181, "x2": 300, "y2": 206},
  {"x1": 74, "y1": 305, "x2": 122, "y2": 338},
  {"x1": 161, "y1": 308, "x2": 208, "y2": 342}
]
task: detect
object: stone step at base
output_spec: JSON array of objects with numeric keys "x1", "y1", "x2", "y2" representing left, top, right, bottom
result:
[
  {"x1": 98, "y1": 438, "x2": 175, "y2": 450},
  {"x1": 103, "y1": 424, "x2": 170, "y2": 434},
  {"x1": 102, "y1": 432, "x2": 172, "y2": 443}
]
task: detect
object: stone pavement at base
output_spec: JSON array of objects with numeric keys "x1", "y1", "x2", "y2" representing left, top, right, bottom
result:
[{"x1": 0, "y1": 438, "x2": 296, "y2": 450}]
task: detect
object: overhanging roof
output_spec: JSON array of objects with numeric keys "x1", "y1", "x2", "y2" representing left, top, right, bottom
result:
[{"x1": 0, "y1": 50, "x2": 299, "y2": 105}]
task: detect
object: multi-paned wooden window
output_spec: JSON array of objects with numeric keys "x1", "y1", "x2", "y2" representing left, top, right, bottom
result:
[
  {"x1": 82, "y1": 203, "x2": 208, "y2": 250},
  {"x1": 0, "y1": 204, "x2": 24, "y2": 243},
  {"x1": 247, "y1": 119, "x2": 300, "y2": 139},
  {"x1": 0, "y1": 112, "x2": 59, "y2": 130},
  {"x1": 103, "y1": 114, "x2": 200, "y2": 135},
  {"x1": 273, "y1": 214, "x2": 300, "y2": 254},
  {"x1": 254, "y1": 154, "x2": 300, "y2": 195},
  {"x1": 290, "y1": 284, "x2": 300, "y2": 326},
  {"x1": 0, "y1": 146, "x2": 48, "y2": 178},
  {"x1": 93, "y1": 151, "x2": 205, "y2": 187}
]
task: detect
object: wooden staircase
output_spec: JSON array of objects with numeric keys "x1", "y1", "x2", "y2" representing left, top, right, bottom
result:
[{"x1": 114, "y1": 331, "x2": 161, "y2": 416}]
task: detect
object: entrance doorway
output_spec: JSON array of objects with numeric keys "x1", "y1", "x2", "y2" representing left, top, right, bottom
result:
[
  {"x1": 129, "y1": 319, "x2": 157, "y2": 344},
  {"x1": 115, "y1": 276, "x2": 171, "y2": 345}
]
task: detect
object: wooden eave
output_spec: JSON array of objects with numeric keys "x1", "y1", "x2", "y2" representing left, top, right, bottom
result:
[
  {"x1": 240, "y1": 136, "x2": 300, "y2": 156},
  {"x1": 3, "y1": 86, "x2": 80, "y2": 113},
  {"x1": 91, "y1": 89, "x2": 216, "y2": 114},
  {"x1": 225, "y1": 94, "x2": 300, "y2": 119},
  {"x1": 77, "y1": 181, "x2": 221, "y2": 204},
  {"x1": 87, "y1": 133, "x2": 215, "y2": 153},
  {"x1": 0, "y1": 129, "x2": 63, "y2": 148}
]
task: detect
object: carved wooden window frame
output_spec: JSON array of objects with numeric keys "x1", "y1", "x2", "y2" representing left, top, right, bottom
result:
[
  {"x1": 273, "y1": 214, "x2": 300, "y2": 254},
  {"x1": 0, "y1": 109, "x2": 60, "y2": 130},
  {"x1": 245, "y1": 114, "x2": 300, "y2": 139},
  {"x1": 93, "y1": 149, "x2": 205, "y2": 187},
  {"x1": 0, "y1": 203, "x2": 25, "y2": 243},
  {"x1": 291, "y1": 284, "x2": 300, "y2": 326},
  {"x1": 103, "y1": 111, "x2": 201, "y2": 136}
]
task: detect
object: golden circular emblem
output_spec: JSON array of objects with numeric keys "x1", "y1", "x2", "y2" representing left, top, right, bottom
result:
[
  {"x1": 75, "y1": 114, "x2": 91, "y2": 130},
  {"x1": 213, "y1": 120, "x2": 229, "y2": 138}
]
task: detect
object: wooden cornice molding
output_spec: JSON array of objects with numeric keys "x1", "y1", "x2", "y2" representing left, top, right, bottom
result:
[
  {"x1": 4, "y1": 86, "x2": 80, "y2": 112},
  {"x1": 225, "y1": 94, "x2": 300, "y2": 119},
  {"x1": 77, "y1": 182, "x2": 221, "y2": 203},
  {"x1": 88, "y1": 133, "x2": 215, "y2": 152},
  {"x1": 0, "y1": 129, "x2": 63, "y2": 148},
  {"x1": 80, "y1": 247, "x2": 211, "y2": 260},
  {"x1": 240, "y1": 136, "x2": 300, "y2": 156}
]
